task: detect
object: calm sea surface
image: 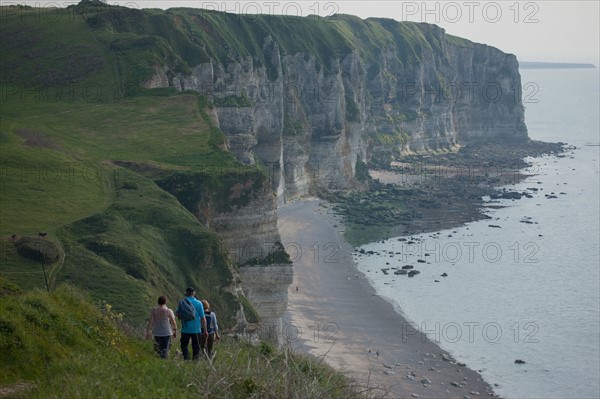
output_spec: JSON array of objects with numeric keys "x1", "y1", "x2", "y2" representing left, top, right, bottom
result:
[{"x1": 355, "y1": 69, "x2": 600, "y2": 398}]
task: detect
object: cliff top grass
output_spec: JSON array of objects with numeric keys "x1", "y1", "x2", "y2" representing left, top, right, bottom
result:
[
  {"x1": 0, "y1": 91, "x2": 251, "y2": 238},
  {"x1": 0, "y1": 281, "x2": 372, "y2": 398},
  {"x1": 1, "y1": 2, "x2": 474, "y2": 89}
]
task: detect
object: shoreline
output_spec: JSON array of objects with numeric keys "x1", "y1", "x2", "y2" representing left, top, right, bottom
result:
[
  {"x1": 279, "y1": 198, "x2": 498, "y2": 398},
  {"x1": 330, "y1": 141, "x2": 570, "y2": 246}
]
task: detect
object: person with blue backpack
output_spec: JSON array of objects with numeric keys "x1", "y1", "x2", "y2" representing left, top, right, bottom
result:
[{"x1": 176, "y1": 287, "x2": 208, "y2": 360}]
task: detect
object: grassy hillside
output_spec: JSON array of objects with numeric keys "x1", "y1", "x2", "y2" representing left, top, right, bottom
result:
[
  {"x1": 0, "y1": 281, "x2": 370, "y2": 398},
  {"x1": 0, "y1": 84, "x2": 260, "y2": 325},
  {"x1": 0, "y1": 3, "x2": 268, "y2": 327}
]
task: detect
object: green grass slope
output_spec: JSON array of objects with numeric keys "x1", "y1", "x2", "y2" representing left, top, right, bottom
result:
[
  {"x1": 0, "y1": 88, "x2": 257, "y2": 326},
  {"x1": 0, "y1": 281, "x2": 369, "y2": 398},
  {"x1": 0, "y1": 3, "x2": 263, "y2": 327}
]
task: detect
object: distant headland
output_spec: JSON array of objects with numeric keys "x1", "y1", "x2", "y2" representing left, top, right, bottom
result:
[{"x1": 520, "y1": 61, "x2": 597, "y2": 69}]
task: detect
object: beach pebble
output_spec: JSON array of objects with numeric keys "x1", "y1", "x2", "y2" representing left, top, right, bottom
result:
[
  {"x1": 384, "y1": 370, "x2": 395, "y2": 376},
  {"x1": 470, "y1": 391, "x2": 480, "y2": 395},
  {"x1": 406, "y1": 374, "x2": 415, "y2": 380},
  {"x1": 451, "y1": 381, "x2": 460, "y2": 387},
  {"x1": 442, "y1": 354, "x2": 453, "y2": 361},
  {"x1": 411, "y1": 394, "x2": 419, "y2": 398},
  {"x1": 383, "y1": 363, "x2": 394, "y2": 369},
  {"x1": 420, "y1": 378, "x2": 431, "y2": 385}
]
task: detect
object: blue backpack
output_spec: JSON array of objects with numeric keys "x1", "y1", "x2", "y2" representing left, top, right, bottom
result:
[
  {"x1": 205, "y1": 311, "x2": 213, "y2": 333},
  {"x1": 177, "y1": 298, "x2": 196, "y2": 323}
]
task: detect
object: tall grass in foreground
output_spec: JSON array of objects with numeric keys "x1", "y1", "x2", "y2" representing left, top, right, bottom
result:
[{"x1": 0, "y1": 280, "x2": 385, "y2": 398}]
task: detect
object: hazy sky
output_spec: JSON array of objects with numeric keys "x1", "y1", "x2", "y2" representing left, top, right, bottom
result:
[{"x1": 11, "y1": 0, "x2": 599, "y2": 65}]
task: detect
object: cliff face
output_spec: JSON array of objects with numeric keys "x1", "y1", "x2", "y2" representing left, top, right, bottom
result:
[
  {"x1": 90, "y1": 7, "x2": 527, "y2": 340},
  {"x1": 208, "y1": 181, "x2": 293, "y2": 343},
  {"x1": 142, "y1": 12, "x2": 527, "y2": 339},
  {"x1": 70, "y1": 4, "x2": 528, "y2": 205},
  {"x1": 151, "y1": 17, "x2": 526, "y2": 199}
]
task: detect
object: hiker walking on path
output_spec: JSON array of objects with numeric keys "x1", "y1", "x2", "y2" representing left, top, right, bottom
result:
[
  {"x1": 200, "y1": 299, "x2": 221, "y2": 359},
  {"x1": 145, "y1": 296, "x2": 177, "y2": 359},
  {"x1": 176, "y1": 287, "x2": 208, "y2": 360}
]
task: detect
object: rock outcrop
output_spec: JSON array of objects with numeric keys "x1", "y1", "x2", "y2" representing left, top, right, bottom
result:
[
  {"x1": 238, "y1": 265, "x2": 293, "y2": 345},
  {"x1": 209, "y1": 183, "x2": 293, "y2": 343}
]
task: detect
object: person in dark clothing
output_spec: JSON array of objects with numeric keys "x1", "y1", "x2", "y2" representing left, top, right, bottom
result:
[{"x1": 200, "y1": 299, "x2": 221, "y2": 358}]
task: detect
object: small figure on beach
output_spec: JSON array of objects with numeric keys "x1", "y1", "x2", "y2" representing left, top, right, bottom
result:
[{"x1": 145, "y1": 295, "x2": 177, "y2": 358}]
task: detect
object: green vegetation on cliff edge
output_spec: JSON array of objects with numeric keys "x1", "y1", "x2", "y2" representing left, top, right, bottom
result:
[{"x1": 0, "y1": 281, "x2": 370, "y2": 398}]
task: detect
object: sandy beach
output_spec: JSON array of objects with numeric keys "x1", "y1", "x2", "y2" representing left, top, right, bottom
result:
[{"x1": 279, "y1": 199, "x2": 497, "y2": 398}]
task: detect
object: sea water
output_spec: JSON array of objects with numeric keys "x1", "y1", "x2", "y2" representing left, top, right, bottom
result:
[{"x1": 354, "y1": 69, "x2": 600, "y2": 398}]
